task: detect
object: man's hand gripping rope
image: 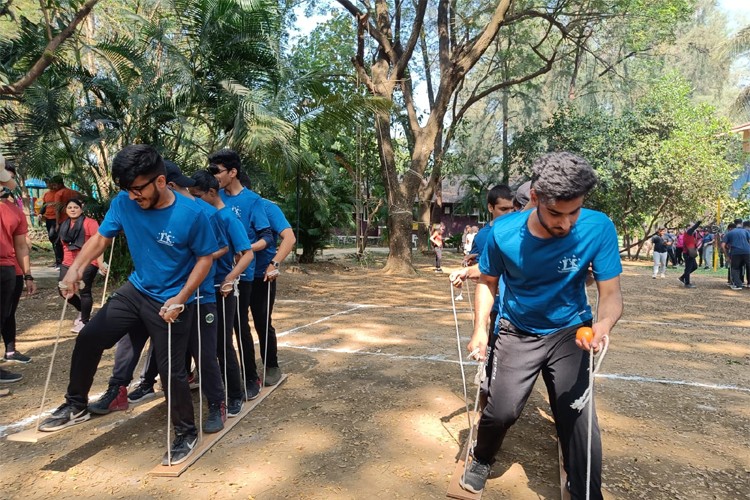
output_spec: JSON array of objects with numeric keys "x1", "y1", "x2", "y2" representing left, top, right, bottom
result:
[{"x1": 159, "y1": 302, "x2": 185, "y2": 323}]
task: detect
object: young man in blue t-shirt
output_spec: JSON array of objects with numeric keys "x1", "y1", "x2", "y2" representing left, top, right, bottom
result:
[
  {"x1": 190, "y1": 170, "x2": 256, "y2": 417},
  {"x1": 460, "y1": 152, "x2": 623, "y2": 498},
  {"x1": 249, "y1": 198, "x2": 296, "y2": 387},
  {"x1": 39, "y1": 145, "x2": 218, "y2": 467},
  {"x1": 208, "y1": 149, "x2": 274, "y2": 400}
]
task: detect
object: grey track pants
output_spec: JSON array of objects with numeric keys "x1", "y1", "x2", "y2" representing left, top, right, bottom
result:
[{"x1": 472, "y1": 319, "x2": 602, "y2": 500}]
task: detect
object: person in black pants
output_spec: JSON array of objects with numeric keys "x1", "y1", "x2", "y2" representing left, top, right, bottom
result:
[
  {"x1": 460, "y1": 152, "x2": 623, "y2": 498},
  {"x1": 678, "y1": 221, "x2": 701, "y2": 288},
  {"x1": 38, "y1": 145, "x2": 218, "y2": 467}
]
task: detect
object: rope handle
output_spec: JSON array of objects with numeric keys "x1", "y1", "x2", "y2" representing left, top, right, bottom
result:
[
  {"x1": 160, "y1": 304, "x2": 185, "y2": 313},
  {"x1": 58, "y1": 280, "x2": 86, "y2": 290}
]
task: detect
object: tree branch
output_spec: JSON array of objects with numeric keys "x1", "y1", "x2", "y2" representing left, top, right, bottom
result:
[
  {"x1": 394, "y1": 0, "x2": 427, "y2": 77},
  {"x1": 0, "y1": 0, "x2": 101, "y2": 95}
]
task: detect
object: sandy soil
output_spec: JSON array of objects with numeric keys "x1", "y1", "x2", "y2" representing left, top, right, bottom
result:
[{"x1": 0, "y1": 249, "x2": 748, "y2": 499}]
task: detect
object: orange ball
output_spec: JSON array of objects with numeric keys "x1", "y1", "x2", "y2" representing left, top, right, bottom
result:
[{"x1": 576, "y1": 326, "x2": 594, "y2": 343}]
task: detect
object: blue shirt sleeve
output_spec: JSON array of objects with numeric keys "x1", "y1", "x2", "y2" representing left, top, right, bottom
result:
[
  {"x1": 99, "y1": 193, "x2": 124, "y2": 238},
  {"x1": 592, "y1": 216, "x2": 622, "y2": 281},
  {"x1": 479, "y1": 226, "x2": 505, "y2": 277},
  {"x1": 188, "y1": 210, "x2": 219, "y2": 258}
]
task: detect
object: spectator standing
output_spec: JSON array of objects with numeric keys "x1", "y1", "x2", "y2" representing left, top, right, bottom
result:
[
  {"x1": 678, "y1": 221, "x2": 701, "y2": 288},
  {"x1": 651, "y1": 227, "x2": 668, "y2": 279}
]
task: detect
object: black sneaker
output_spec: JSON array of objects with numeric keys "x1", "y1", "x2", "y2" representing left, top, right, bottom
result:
[
  {"x1": 128, "y1": 381, "x2": 155, "y2": 403},
  {"x1": 203, "y1": 401, "x2": 226, "y2": 433},
  {"x1": 264, "y1": 366, "x2": 283, "y2": 386},
  {"x1": 244, "y1": 378, "x2": 261, "y2": 401},
  {"x1": 459, "y1": 458, "x2": 491, "y2": 493},
  {"x1": 4, "y1": 351, "x2": 31, "y2": 364},
  {"x1": 227, "y1": 398, "x2": 243, "y2": 417},
  {"x1": 0, "y1": 368, "x2": 22, "y2": 384},
  {"x1": 162, "y1": 432, "x2": 198, "y2": 466},
  {"x1": 38, "y1": 402, "x2": 90, "y2": 431},
  {"x1": 88, "y1": 384, "x2": 128, "y2": 415},
  {"x1": 678, "y1": 276, "x2": 685, "y2": 284},
  {"x1": 685, "y1": 283, "x2": 696, "y2": 289}
]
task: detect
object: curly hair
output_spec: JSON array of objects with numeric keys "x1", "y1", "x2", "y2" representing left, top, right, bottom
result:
[{"x1": 530, "y1": 152, "x2": 597, "y2": 203}]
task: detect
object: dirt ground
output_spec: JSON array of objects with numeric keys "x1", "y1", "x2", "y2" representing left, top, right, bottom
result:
[{"x1": 0, "y1": 248, "x2": 748, "y2": 499}]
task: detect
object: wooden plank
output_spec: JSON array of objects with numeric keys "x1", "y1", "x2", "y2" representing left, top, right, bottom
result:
[
  {"x1": 559, "y1": 440, "x2": 571, "y2": 500},
  {"x1": 148, "y1": 374, "x2": 287, "y2": 477},
  {"x1": 6, "y1": 392, "x2": 165, "y2": 443},
  {"x1": 446, "y1": 435, "x2": 483, "y2": 500}
]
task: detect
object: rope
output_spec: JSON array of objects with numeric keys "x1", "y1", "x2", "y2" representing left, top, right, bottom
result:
[
  {"x1": 261, "y1": 281, "x2": 271, "y2": 387},
  {"x1": 99, "y1": 236, "x2": 116, "y2": 308},
  {"x1": 233, "y1": 281, "x2": 248, "y2": 398},
  {"x1": 196, "y1": 292, "x2": 203, "y2": 442},
  {"x1": 36, "y1": 292, "x2": 68, "y2": 431},
  {"x1": 449, "y1": 282, "x2": 472, "y2": 431},
  {"x1": 463, "y1": 351, "x2": 486, "y2": 479},
  {"x1": 219, "y1": 283, "x2": 233, "y2": 408},
  {"x1": 569, "y1": 335, "x2": 609, "y2": 500},
  {"x1": 167, "y1": 318, "x2": 172, "y2": 465},
  {"x1": 160, "y1": 302, "x2": 184, "y2": 466}
]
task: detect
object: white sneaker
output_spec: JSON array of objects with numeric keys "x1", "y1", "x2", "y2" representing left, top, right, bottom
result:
[
  {"x1": 660, "y1": 274, "x2": 666, "y2": 278},
  {"x1": 71, "y1": 322, "x2": 85, "y2": 333},
  {"x1": 455, "y1": 293, "x2": 463, "y2": 301}
]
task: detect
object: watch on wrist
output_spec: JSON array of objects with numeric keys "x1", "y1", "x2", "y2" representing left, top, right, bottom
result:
[
  {"x1": 271, "y1": 260, "x2": 280, "y2": 268},
  {"x1": 24, "y1": 274, "x2": 34, "y2": 281}
]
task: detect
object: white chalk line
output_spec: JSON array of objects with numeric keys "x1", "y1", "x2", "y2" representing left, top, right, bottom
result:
[
  {"x1": 596, "y1": 374, "x2": 750, "y2": 394},
  {"x1": 279, "y1": 299, "x2": 750, "y2": 330},
  {"x1": 277, "y1": 342, "x2": 750, "y2": 395},
  {"x1": 276, "y1": 305, "x2": 370, "y2": 338}
]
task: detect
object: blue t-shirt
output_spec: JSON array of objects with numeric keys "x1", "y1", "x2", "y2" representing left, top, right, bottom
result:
[
  {"x1": 219, "y1": 187, "x2": 272, "y2": 281},
  {"x1": 479, "y1": 208, "x2": 622, "y2": 335},
  {"x1": 471, "y1": 224, "x2": 501, "y2": 315},
  {"x1": 723, "y1": 228, "x2": 750, "y2": 256},
  {"x1": 254, "y1": 199, "x2": 292, "y2": 278},
  {"x1": 99, "y1": 192, "x2": 219, "y2": 304},
  {"x1": 214, "y1": 206, "x2": 252, "y2": 285},
  {"x1": 193, "y1": 197, "x2": 227, "y2": 304}
]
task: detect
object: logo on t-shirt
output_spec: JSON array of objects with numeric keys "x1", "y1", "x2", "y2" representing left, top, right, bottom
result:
[
  {"x1": 557, "y1": 255, "x2": 581, "y2": 274},
  {"x1": 231, "y1": 206, "x2": 241, "y2": 218},
  {"x1": 157, "y1": 230, "x2": 175, "y2": 246}
]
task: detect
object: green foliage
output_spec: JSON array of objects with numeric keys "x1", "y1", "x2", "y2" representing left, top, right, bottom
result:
[{"x1": 509, "y1": 74, "x2": 740, "y2": 244}]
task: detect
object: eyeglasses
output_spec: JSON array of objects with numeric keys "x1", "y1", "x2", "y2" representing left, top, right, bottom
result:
[
  {"x1": 127, "y1": 174, "x2": 160, "y2": 196},
  {"x1": 208, "y1": 164, "x2": 227, "y2": 175}
]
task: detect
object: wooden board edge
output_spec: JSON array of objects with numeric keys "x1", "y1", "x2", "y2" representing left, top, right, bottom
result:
[
  {"x1": 5, "y1": 392, "x2": 165, "y2": 443},
  {"x1": 446, "y1": 437, "x2": 482, "y2": 500},
  {"x1": 148, "y1": 374, "x2": 288, "y2": 477}
]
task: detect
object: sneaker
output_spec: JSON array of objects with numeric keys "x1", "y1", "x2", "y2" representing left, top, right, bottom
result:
[
  {"x1": 128, "y1": 381, "x2": 155, "y2": 403},
  {"x1": 70, "y1": 322, "x2": 85, "y2": 334},
  {"x1": 244, "y1": 378, "x2": 261, "y2": 401},
  {"x1": 0, "y1": 368, "x2": 22, "y2": 384},
  {"x1": 38, "y1": 402, "x2": 90, "y2": 431},
  {"x1": 459, "y1": 458, "x2": 492, "y2": 494},
  {"x1": 203, "y1": 401, "x2": 226, "y2": 433},
  {"x1": 88, "y1": 384, "x2": 128, "y2": 415},
  {"x1": 455, "y1": 293, "x2": 464, "y2": 301},
  {"x1": 0, "y1": 388, "x2": 9, "y2": 397},
  {"x1": 744, "y1": 284, "x2": 750, "y2": 289},
  {"x1": 730, "y1": 285, "x2": 743, "y2": 291},
  {"x1": 161, "y1": 432, "x2": 198, "y2": 466},
  {"x1": 227, "y1": 398, "x2": 244, "y2": 417},
  {"x1": 264, "y1": 366, "x2": 283, "y2": 386},
  {"x1": 684, "y1": 283, "x2": 696, "y2": 289},
  {"x1": 188, "y1": 371, "x2": 199, "y2": 390},
  {"x1": 4, "y1": 351, "x2": 31, "y2": 364},
  {"x1": 652, "y1": 275, "x2": 657, "y2": 279},
  {"x1": 659, "y1": 274, "x2": 666, "y2": 278},
  {"x1": 678, "y1": 276, "x2": 685, "y2": 284}
]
